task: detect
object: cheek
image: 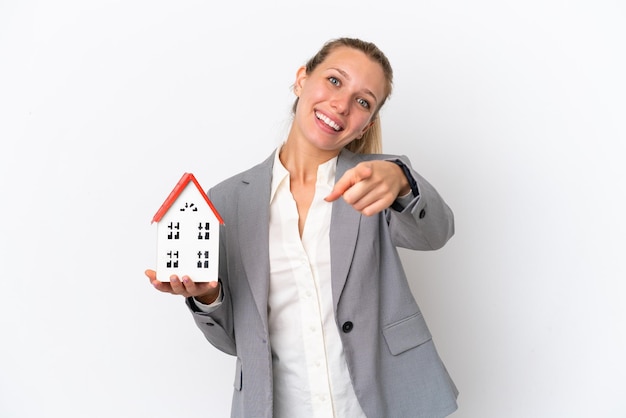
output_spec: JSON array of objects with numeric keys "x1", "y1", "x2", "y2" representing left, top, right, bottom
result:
[
  {"x1": 353, "y1": 114, "x2": 373, "y2": 133},
  {"x1": 301, "y1": 78, "x2": 333, "y2": 102},
  {"x1": 301, "y1": 87, "x2": 326, "y2": 106}
]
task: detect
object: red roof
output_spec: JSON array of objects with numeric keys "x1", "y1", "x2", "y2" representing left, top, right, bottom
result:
[{"x1": 151, "y1": 172, "x2": 224, "y2": 225}]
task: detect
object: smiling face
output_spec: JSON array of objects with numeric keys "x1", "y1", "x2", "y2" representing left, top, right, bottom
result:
[{"x1": 289, "y1": 46, "x2": 388, "y2": 156}]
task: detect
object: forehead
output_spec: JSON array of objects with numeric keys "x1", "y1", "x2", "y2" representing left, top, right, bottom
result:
[{"x1": 316, "y1": 46, "x2": 387, "y2": 98}]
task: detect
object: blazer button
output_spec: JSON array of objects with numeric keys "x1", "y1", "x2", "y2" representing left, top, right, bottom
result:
[
  {"x1": 342, "y1": 321, "x2": 354, "y2": 333},
  {"x1": 419, "y1": 209, "x2": 426, "y2": 219}
]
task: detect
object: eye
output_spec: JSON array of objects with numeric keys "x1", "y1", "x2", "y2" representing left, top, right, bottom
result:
[
  {"x1": 357, "y1": 97, "x2": 370, "y2": 109},
  {"x1": 328, "y1": 76, "x2": 340, "y2": 86}
]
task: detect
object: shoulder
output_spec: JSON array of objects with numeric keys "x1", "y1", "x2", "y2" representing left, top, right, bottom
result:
[
  {"x1": 209, "y1": 151, "x2": 275, "y2": 196},
  {"x1": 338, "y1": 148, "x2": 409, "y2": 167}
]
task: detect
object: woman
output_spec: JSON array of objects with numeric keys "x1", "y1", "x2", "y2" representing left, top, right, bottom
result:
[{"x1": 146, "y1": 37, "x2": 459, "y2": 418}]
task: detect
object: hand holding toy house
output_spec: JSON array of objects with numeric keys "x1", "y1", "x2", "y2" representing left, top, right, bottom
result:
[{"x1": 152, "y1": 173, "x2": 224, "y2": 283}]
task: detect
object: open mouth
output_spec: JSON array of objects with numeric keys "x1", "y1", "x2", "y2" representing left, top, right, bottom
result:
[{"x1": 315, "y1": 111, "x2": 343, "y2": 132}]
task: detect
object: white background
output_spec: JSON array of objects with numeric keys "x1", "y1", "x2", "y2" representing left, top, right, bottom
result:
[{"x1": 1, "y1": 1, "x2": 625, "y2": 417}]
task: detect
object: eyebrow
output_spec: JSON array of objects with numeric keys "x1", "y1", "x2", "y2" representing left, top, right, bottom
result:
[{"x1": 330, "y1": 67, "x2": 379, "y2": 105}]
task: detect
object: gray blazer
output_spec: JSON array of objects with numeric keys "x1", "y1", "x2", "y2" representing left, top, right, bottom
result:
[{"x1": 186, "y1": 148, "x2": 459, "y2": 418}]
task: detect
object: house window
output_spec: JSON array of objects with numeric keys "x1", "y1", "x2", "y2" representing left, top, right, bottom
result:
[
  {"x1": 167, "y1": 222, "x2": 180, "y2": 239},
  {"x1": 180, "y1": 202, "x2": 198, "y2": 212},
  {"x1": 166, "y1": 251, "x2": 179, "y2": 268},
  {"x1": 197, "y1": 222, "x2": 210, "y2": 240},
  {"x1": 197, "y1": 250, "x2": 209, "y2": 268}
]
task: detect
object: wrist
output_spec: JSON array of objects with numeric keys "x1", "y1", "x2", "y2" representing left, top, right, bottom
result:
[
  {"x1": 391, "y1": 159, "x2": 418, "y2": 197},
  {"x1": 398, "y1": 183, "x2": 411, "y2": 197},
  {"x1": 196, "y1": 283, "x2": 221, "y2": 305}
]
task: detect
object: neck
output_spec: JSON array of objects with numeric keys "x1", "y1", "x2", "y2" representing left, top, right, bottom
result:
[{"x1": 279, "y1": 138, "x2": 340, "y2": 184}]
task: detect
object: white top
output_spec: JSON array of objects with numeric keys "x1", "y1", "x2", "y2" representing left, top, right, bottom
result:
[{"x1": 267, "y1": 149, "x2": 366, "y2": 418}]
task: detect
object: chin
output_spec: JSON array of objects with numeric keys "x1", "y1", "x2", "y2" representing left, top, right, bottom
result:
[{"x1": 308, "y1": 137, "x2": 352, "y2": 153}]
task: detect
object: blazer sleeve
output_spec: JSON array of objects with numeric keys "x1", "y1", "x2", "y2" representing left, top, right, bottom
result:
[
  {"x1": 385, "y1": 155, "x2": 455, "y2": 251},
  {"x1": 185, "y1": 291, "x2": 237, "y2": 356}
]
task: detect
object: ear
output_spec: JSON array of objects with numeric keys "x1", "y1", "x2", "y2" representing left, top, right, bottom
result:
[
  {"x1": 357, "y1": 119, "x2": 375, "y2": 139},
  {"x1": 294, "y1": 66, "x2": 307, "y2": 96}
]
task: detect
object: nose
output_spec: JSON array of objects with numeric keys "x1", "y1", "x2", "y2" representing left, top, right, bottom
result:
[{"x1": 330, "y1": 92, "x2": 350, "y2": 115}]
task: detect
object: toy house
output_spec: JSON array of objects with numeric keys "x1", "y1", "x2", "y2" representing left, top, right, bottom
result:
[{"x1": 152, "y1": 173, "x2": 224, "y2": 282}]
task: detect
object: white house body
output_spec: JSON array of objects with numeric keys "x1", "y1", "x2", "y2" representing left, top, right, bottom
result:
[{"x1": 153, "y1": 173, "x2": 223, "y2": 283}]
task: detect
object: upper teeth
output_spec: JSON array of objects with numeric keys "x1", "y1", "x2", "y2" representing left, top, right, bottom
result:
[{"x1": 316, "y1": 112, "x2": 341, "y2": 131}]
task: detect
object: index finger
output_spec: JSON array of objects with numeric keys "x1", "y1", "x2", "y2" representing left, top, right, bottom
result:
[{"x1": 325, "y1": 163, "x2": 373, "y2": 202}]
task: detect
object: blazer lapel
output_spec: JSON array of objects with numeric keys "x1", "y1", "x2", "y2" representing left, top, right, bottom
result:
[
  {"x1": 235, "y1": 149, "x2": 361, "y2": 320},
  {"x1": 237, "y1": 152, "x2": 274, "y2": 331},
  {"x1": 330, "y1": 149, "x2": 362, "y2": 309}
]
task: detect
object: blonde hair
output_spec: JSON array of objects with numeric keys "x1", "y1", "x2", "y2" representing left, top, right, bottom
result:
[{"x1": 292, "y1": 37, "x2": 393, "y2": 154}]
